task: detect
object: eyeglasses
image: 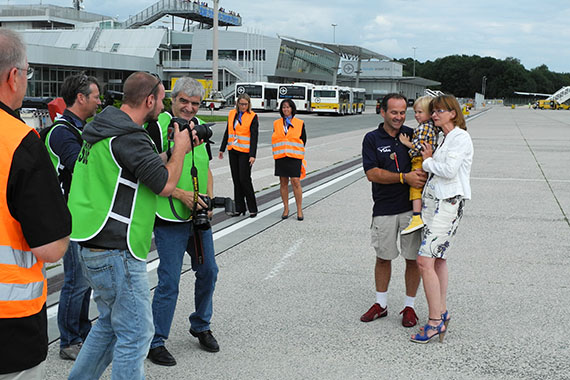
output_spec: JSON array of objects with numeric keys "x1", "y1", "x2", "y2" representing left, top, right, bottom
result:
[
  {"x1": 79, "y1": 73, "x2": 88, "y2": 86},
  {"x1": 16, "y1": 66, "x2": 34, "y2": 80},
  {"x1": 147, "y1": 73, "x2": 162, "y2": 98},
  {"x1": 237, "y1": 102, "x2": 249, "y2": 106},
  {"x1": 431, "y1": 109, "x2": 449, "y2": 115}
]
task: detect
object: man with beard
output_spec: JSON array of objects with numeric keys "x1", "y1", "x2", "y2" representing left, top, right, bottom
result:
[{"x1": 67, "y1": 72, "x2": 193, "y2": 380}]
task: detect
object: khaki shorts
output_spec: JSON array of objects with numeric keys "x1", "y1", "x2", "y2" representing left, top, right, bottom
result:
[{"x1": 371, "y1": 211, "x2": 421, "y2": 260}]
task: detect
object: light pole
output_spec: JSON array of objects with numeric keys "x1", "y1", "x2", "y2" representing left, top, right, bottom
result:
[
  {"x1": 212, "y1": 0, "x2": 219, "y2": 93},
  {"x1": 331, "y1": 23, "x2": 337, "y2": 43},
  {"x1": 412, "y1": 47, "x2": 417, "y2": 77},
  {"x1": 482, "y1": 76, "x2": 487, "y2": 98}
]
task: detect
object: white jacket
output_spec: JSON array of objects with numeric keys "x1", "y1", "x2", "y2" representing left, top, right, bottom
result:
[{"x1": 422, "y1": 127, "x2": 473, "y2": 200}]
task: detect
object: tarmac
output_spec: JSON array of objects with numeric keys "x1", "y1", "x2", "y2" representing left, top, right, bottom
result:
[{"x1": 43, "y1": 105, "x2": 570, "y2": 379}]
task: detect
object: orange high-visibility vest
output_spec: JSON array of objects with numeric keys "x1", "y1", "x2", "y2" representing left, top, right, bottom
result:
[
  {"x1": 272, "y1": 117, "x2": 305, "y2": 160},
  {"x1": 227, "y1": 109, "x2": 256, "y2": 153},
  {"x1": 0, "y1": 109, "x2": 47, "y2": 319}
]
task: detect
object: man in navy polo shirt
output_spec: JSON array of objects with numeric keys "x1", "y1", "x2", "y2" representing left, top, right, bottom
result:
[{"x1": 360, "y1": 93, "x2": 427, "y2": 328}]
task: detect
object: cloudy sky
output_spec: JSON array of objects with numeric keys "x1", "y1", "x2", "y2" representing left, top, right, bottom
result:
[{"x1": 8, "y1": 0, "x2": 570, "y2": 72}]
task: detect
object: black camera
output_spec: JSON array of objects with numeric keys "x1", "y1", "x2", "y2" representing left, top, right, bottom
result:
[
  {"x1": 192, "y1": 195, "x2": 236, "y2": 230},
  {"x1": 169, "y1": 117, "x2": 214, "y2": 144}
]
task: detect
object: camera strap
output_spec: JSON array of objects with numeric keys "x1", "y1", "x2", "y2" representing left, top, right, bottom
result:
[
  {"x1": 166, "y1": 139, "x2": 192, "y2": 222},
  {"x1": 166, "y1": 124, "x2": 205, "y2": 264},
  {"x1": 189, "y1": 143, "x2": 205, "y2": 265}
]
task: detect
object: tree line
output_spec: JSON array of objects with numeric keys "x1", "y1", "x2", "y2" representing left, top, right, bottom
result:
[{"x1": 396, "y1": 55, "x2": 570, "y2": 99}]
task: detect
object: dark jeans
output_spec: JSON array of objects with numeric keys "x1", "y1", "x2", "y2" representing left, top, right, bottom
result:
[
  {"x1": 228, "y1": 149, "x2": 257, "y2": 213},
  {"x1": 151, "y1": 223, "x2": 218, "y2": 349},
  {"x1": 57, "y1": 241, "x2": 92, "y2": 348}
]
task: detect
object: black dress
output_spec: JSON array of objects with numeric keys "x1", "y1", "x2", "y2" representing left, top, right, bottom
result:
[{"x1": 274, "y1": 121, "x2": 307, "y2": 178}]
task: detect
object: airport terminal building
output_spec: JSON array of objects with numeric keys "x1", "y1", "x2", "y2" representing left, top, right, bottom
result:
[{"x1": 0, "y1": 1, "x2": 438, "y2": 105}]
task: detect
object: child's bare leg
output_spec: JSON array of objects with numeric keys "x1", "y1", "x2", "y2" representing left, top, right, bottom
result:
[{"x1": 412, "y1": 199, "x2": 422, "y2": 214}]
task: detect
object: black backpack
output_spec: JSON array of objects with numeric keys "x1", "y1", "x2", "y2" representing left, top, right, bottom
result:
[
  {"x1": 40, "y1": 118, "x2": 83, "y2": 146},
  {"x1": 40, "y1": 117, "x2": 83, "y2": 199}
]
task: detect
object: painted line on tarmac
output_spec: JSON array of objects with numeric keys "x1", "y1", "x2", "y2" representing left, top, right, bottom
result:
[
  {"x1": 472, "y1": 176, "x2": 570, "y2": 183},
  {"x1": 263, "y1": 239, "x2": 303, "y2": 280}
]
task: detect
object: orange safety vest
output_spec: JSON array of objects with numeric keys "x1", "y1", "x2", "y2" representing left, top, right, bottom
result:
[
  {"x1": 227, "y1": 109, "x2": 256, "y2": 153},
  {"x1": 272, "y1": 117, "x2": 305, "y2": 160},
  {"x1": 0, "y1": 109, "x2": 47, "y2": 319}
]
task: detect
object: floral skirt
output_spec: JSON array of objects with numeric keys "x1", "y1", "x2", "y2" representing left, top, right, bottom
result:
[{"x1": 418, "y1": 186, "x2": 465, "y2": 259}]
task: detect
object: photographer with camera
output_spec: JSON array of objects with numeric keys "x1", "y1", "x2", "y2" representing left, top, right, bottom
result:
[
  {"x1": 145, "y1": 77, "x2": 220, "y2": 366},
  {"x1": 67, "y1": 72, "x2": 193, "y2": 380}
]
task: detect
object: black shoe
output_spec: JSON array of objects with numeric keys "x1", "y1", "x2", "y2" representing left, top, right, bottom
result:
[
  {"x1": 190, "y1": 329, "x2": 220, "y2": 352},
  {"x1": 147, "y1": 346, "x2": 177, "y2": 366},
  {"x1": 249, "y1": 212, "x2": 257, "y2": 218}
]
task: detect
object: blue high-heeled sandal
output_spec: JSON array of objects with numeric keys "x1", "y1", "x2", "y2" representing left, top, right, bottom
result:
[
  {"x1": 420, "y1": 310, "x2": 450, "y2": 332},
  {"x1": 442, "y1": 310, "x2": 450, "y2": 329},
  {"x1": 410, "y1": 318, "x2": 446, "y2": 344}
]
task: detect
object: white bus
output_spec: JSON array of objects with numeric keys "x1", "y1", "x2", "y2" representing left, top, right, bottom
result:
[
  {"x1": 350, "y1": 88, "x2": 366, "y2": 114},
  {"x1": 311, "y1": 85, "x2": 351, "y2": 115},
  {"x1": 278, "y1": 83, "x2": 315, "y2": 112},
  {"x1": 235, "y1": 82, "x2": 279, "y2": 111}
]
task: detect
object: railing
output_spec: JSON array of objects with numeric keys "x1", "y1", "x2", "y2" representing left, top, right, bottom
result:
[
  {"x1": 548, "y1": 87, "x2": 570, "y2": 103},
  {"x1": 85, "y1": 27, "x2": 101, "y2": 51},
  {"x1": 0, "y1": 4, "x2": 112, "y2": 23},
  {"x1": 123, "y1": 0, "x2": 240, "y2": 29}
]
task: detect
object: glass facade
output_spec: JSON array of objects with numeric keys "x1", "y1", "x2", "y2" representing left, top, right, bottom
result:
[
  {"x1": 25, "y1": 65, "x2": 128, "y2": 97},
  {"x1": 206, "y1": 49, "x2": 265, "y2": 61},
  {"x1": 276, "y1": 42, "x2": 337, "y2": 80}
]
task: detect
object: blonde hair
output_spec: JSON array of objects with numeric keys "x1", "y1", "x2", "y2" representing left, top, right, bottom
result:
[{"x1": 413, "y1": 96, "x2": 432, "y2": 115}]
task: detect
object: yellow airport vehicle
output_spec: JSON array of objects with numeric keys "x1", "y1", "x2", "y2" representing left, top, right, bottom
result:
[{"x1": 536, "y1": 99, "x2": 559, "y2": 110}]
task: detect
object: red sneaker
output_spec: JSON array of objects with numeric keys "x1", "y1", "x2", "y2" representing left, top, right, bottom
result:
[
  {"x1": 400, "y1": 306, "x2": 418, "y2": 327},
  {"x1": 360, "y1": 303, "x2": 387, "y2": 322}
]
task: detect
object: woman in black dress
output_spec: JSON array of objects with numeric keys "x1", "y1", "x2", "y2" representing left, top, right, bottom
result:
[
  {"x1": 219, "y1": 94, "x2": 259, "y2": 217},
  {"x1": 271, "y1": 99, "x2": 307, "y2": 221}
]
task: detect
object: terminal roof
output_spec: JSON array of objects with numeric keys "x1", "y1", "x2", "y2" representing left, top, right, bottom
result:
[{"x1": 279, "y1": 35, "x2": 392, "y2": 61}]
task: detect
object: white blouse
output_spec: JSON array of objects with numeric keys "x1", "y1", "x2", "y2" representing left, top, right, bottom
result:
[{"x1": 422, "y1": 127, "x2": 473, "y2": 200}]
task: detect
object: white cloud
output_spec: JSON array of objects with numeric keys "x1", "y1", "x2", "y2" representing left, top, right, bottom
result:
[{"x1": 8, "y1": 0, "x2": 570, "y2": 72}]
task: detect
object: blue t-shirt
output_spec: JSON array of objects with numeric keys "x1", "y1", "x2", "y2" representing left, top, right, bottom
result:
[{"x1": 362, "y1": 122, "x2": 414, "y2": 216}]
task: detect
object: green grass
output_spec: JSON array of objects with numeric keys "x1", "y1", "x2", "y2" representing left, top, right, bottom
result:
[{"x1": 197, "y1": 115, "x2": 228, "y2": 122}]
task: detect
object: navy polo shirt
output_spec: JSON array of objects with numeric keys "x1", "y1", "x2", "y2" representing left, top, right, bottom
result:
[{"x1": 362, "y1": 122, "x2": 414, "y2": 216}]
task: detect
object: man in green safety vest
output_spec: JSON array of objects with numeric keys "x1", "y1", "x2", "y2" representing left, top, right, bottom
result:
[
  {"x1": 145, "y1": 77, "x2": 220, "y2": 366},
  {"x1": 67, "y1": 72, "x2": 193, "y2": 380}
]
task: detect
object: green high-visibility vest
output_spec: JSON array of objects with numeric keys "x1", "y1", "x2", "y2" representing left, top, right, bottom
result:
[
  {"x1": 68, "y1": 135, "x2": 158, "y2": 260},
  {"x1": 150, "y1": 113, "x2": 209, "y2": 222}
]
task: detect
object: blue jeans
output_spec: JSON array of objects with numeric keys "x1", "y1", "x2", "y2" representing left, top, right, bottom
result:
[
  {"x1": 151, "y1": 223, "x2": 218, "y2": 349},
  {"x1": 69, "y1": 248, "x2": 153, "y2": 380},
  {"x1": 58, "y1": 241, "x2": 92, "y2": 348}
]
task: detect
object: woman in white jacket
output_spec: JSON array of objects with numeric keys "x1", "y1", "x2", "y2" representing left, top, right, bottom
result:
[{"x1": 410, "y1": 94, "x2": 473, "y2": 344}]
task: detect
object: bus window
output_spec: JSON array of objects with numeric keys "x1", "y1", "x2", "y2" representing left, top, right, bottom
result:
[
  {"x1": 279, "y1": 86, "x2": 306, "y2": 100},
  {"x1": 237, "y1": 84, "x2": 262, "y2": 98},
  {"x1": 314, "y1": 90, "x2": 336, "y2": 98}
]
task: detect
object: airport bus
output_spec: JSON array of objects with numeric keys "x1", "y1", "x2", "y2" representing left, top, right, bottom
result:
[
  {"x1": 278, "y1": 83, "x2": 315, "y2": 112},
  {"x1": 350, "y1": 88, "x2": 366, "y2": 114},
  {"x1": 311, "y1": 85, "x2": 351, "y2": 115},
  {"x1": 235, "y1": 82, "x2": 279, "y2": 111}
]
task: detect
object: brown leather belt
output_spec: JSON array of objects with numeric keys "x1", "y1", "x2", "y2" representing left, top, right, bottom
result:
[{"x1": 88, "y1": 248, "x2": 106, "y2": 252}]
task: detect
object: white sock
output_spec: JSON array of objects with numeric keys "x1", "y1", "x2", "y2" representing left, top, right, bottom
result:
[
  {"x1": 376, "y1": 292, "x2": 388, "y2": 308},
  {"x1": 404, "y1": 296, "x2": 415, "y2": 309}
]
